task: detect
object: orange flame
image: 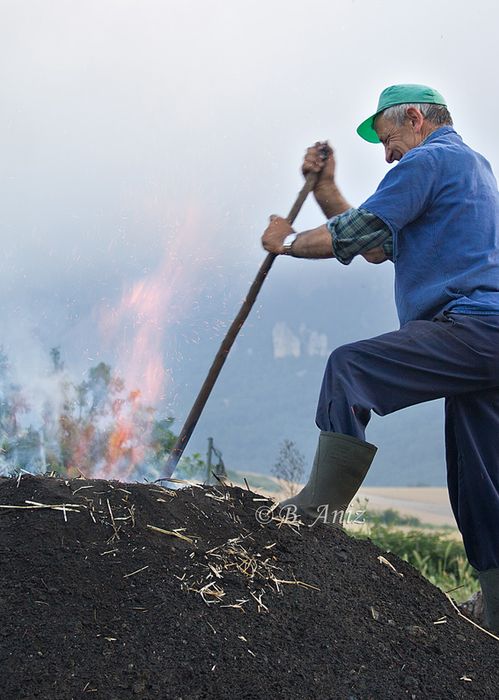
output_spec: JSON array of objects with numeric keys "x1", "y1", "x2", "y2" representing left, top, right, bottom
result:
[{"x1": 90, "y1": 207, "x2": 205, "y2": 480}]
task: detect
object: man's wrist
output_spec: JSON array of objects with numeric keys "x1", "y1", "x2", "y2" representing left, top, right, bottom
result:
[
  {"x1": 314, "y1": 182, "x2": 351, "y2": 218},
  {"x1": 282, "y1": 232, "x2": 299, "y2": 255},
  {"x1": 314, "y1": 179, "x2": 336, "y2": 196}
]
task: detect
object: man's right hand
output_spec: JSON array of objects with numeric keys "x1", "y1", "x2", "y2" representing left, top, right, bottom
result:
[
  {"x1": 302, "y1": 141, "x2": 335, "y2": 188},
  {"x1": 362, "y1": 246, "x2": 389, "y2": 264},
  {"x1": 302, "y1": 141, "x2": 351, "y2": 218}
]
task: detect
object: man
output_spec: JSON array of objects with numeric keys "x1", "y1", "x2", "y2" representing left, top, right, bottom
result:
[{"x1": 261, "y1": 84, "x2": 499, "y2": 634}]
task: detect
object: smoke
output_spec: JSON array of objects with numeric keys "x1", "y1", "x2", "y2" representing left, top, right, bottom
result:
[{"x1": 0, "y1": 208, "x2": 211, "y2": 481}]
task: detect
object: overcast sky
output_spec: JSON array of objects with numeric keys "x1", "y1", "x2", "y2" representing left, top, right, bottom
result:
[{"x1": 1, "y1": 0, "x2": 499, "y2": 423}]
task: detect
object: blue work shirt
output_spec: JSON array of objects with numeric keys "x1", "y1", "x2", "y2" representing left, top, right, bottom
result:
[{"x1": 361, "y1": 126, "x2": 499, "y2": 326}]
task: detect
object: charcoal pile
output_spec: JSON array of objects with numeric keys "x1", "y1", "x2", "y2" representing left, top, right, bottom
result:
[{"x1": 0, "y1": 474, "x2": 497, "y2": 699}]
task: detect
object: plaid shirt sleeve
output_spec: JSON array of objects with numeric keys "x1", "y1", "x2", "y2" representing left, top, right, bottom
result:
[{"x1": 326, "y1": 207, "x2": 393, "y2": 265}]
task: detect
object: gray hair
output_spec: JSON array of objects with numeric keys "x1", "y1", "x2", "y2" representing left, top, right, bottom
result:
[{"x1": 380, "y1": 103, "x2": 453, "y2": 127}]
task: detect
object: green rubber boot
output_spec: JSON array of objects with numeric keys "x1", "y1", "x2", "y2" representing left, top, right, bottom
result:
[
  {"x1": 279, "y1": 431, "x2": 377, "y2": 526},
  {"x1": 478, "y1": 568, "x2": 499, "y2": 635}
]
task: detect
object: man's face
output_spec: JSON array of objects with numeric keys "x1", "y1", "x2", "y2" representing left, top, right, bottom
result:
[{"x1": 374, "y1": 110, "x2": 425, "y2": 163}]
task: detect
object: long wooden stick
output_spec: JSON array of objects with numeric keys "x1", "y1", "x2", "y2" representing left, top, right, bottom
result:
[{"x1": 156, "y1": 172, "x2": 318, "y2": 480}]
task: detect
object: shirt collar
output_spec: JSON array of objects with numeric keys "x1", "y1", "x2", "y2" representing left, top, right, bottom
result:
[{"x1": 421, "y1": 125, "x2": 456, "y2": 145}]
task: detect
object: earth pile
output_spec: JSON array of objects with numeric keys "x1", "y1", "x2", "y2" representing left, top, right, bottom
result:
[{"x1": 0, "y1": 475, "x2": 497, "y2": 699}]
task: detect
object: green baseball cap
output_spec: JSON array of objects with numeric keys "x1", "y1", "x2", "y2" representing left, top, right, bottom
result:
[{"x1": 357, "y1": 84, "x2": 447, "y2": 143}]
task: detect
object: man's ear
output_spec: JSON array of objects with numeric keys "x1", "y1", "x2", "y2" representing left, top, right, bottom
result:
[{"x1": 405, "y1": 106, "x2": 425, "y2": 133}]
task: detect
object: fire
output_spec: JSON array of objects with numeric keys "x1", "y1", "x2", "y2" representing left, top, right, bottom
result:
[
  {"x1": 105, "y1": 418, "x2": 138, "y2": 481},
  {"x1": 0, "y1": 207, "x2": 211, "y2": 481},
  {"x1": 92, "y1": 208, "x2": 205, "y2": 480},
  {"x1": 105, "y1": 277, "x2": 168, "y2": 407}
]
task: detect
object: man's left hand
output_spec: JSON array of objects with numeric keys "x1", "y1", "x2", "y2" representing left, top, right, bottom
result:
[{"x1": 262, "y1": 215, "x2": 294, "y2": 254}]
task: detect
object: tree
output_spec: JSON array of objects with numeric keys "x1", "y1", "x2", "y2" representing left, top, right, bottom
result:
[
  {"x1": 0, "y1": 347, "x2": 29, "y2": 442},
  {"x1": 49, "y1": 347, "x2": 64, "y2": 373},
  {"x1": 271, "y1": 439, "x2": 306, "y2": 499},
  {"x1": 0, "y1": 346, "x2": 211, "y2": 482},
  {"x1": 150, "y1": 417, "x2": 177, "y2": 458}
]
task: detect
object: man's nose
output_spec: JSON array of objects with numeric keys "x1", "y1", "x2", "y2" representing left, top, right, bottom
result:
[{"x1": 385, "y1": 146, "x2": 394, "y2": 164}]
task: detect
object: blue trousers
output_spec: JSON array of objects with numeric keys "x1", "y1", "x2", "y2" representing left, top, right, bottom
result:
[{"x1": 315, "y1": 312, "x2": 499, "y2": 571}]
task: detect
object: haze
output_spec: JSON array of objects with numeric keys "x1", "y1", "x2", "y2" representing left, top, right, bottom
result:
[{"x1": 1, "y1": 0, "x2": 498, "y2": 481}]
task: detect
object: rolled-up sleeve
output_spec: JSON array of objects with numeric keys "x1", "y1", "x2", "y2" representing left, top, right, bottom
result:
[{"x1": 327, "y1": 208, "x2": 393, "y2": 265}]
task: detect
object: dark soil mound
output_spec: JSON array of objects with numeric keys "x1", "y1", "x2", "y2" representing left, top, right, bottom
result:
[{"x1": 0, "y1": 475, "x2": 497, "y2": 699}]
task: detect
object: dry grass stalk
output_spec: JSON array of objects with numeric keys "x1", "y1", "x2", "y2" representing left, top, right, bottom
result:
[
  {"x1": 220, "y1": 601, "x2": 248, "y2": 610},
  {"x1": 205, "y1": 491, "x2": 232, "y2": 503},
  {"x1": 250, "y1": 590, "x2": 268, "y2": 613},
  {"x1": 106, "y1": 499, "x2": 116, "y2": 526},
  {"x1": 0, "y1": 501, "x2": 81, "y2": 514},
  {"x1": 152, "y1": 486, "x2": 177, "y2": 498},
  {"x1": 26, "y1": 500, "x2": 82, "y2": 509},
  {"x1": 377, "y1": 555, "x2": 404, "y2": 578},
  {"x1": 123, "y1": 565, "x2": 149, "y2": 579},
  {"x1": 127, "y1": 504, "x2": 136, "y2": 527},
  {"x1": 433, "y1": 616, "x2": 448, "y2": 625},
  {"x1": 271, "y1": 512, "x2": 304, "y2": 533},
  {"x1": 147, "y1": 524, "x2": 196, "y2": 545},
  {"x1": 207, "y1": 563, "x2": 223, "y2": 579},
  {"x1": 188, "y1": 580, "x2": 226, "y2": 606},
  {"x1": 159, "y1": 477, "x2": 202, "y2": 488},
  {"x1": 206, "y1": 620, "x2": 217, "y2": 634},
  {"x1": 182, "y1": 533, "x2": 292, "y2": 612},
  {"x1": 272, "y1": 577, "x2": 320, "y2": 591},
  {"x1": 72, "y1": 485, "x2": 95, "y2": 495},
  {"x1": 106, "y1": 498, "x2": 121, "y2": 541},
  {"x1": 445, "y1": 592, "x2": 499, "y2": 641}
]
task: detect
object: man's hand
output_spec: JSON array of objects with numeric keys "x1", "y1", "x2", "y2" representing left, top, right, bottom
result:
[
  {"x1": 261, "y1": 215, "x2": 294, "y2": 255},
  {"x1": 362, "y1": 246, "x2": 389, "y2": 264},
  {"x1": 302, "y1": 141, "x2": 351, "y2": 218},
  {"x1": 302, "y1": 141, "x2": 335, "y2": 188}
]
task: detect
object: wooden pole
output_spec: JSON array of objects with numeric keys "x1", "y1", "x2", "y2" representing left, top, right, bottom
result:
[{"x1": 156, "y1": 172, "x2": 318, "y2": 480}]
